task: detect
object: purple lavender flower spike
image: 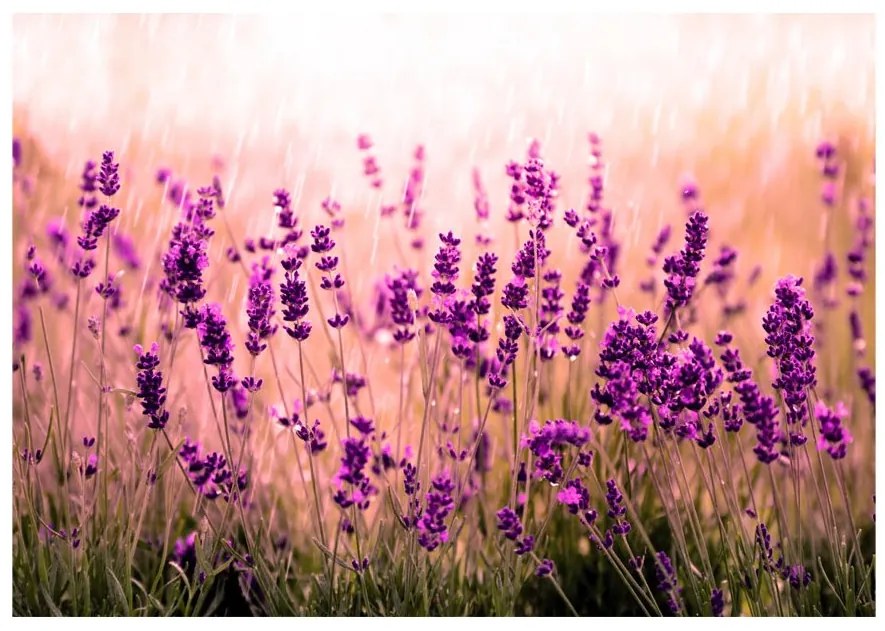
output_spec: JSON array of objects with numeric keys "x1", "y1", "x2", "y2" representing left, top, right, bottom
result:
[
  {"x1": 814, "y1": 400, "x2": 852, "y2": 460},
  {"x1": 333, "y1": 436, "x2": 377, "y2": 511},
  {"x1": 196, "y1": 303, "x2": 236, "y2": 393},
  {"x1": 280, "y1": 249, "x2": 312, "y2": 341},
  {"x1": 663, "y1": 211, "x2": 709, "y2": 312},
  {"x1": 387, "y1": 268, "x2": 418, "y2": 344},
  {"x1": 245, "y1": 257, "x2": 277, "y2": 357},
  {"x1": 416, "y1": 470, "x2": 455, "y2": 551},
  {"x1": 97, "y1": 150, "x2": 120, "y2": 197},
  {"x1": 654, "y1": 551, "x2": 682, "y2": 614},
  {"x1": 134, "y1": 342, "x2": 169, "y2": 430},
  {"x1": 763, "y1": 276, "x2": 816, "y2": 447},
  {"x1": 428, "y1": 232, "x2": 462, "y2": 324}
]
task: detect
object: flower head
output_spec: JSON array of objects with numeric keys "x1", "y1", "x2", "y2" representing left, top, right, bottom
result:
[
  {"x1": 134, "y1": 342, "x2": 169, "y2": 430},
  {"x1": 663, "y1": 211, "x2": 709, "y2": 311},
  {"x1": 815, "y1": 400, "x2": 852, "y2": 460}
]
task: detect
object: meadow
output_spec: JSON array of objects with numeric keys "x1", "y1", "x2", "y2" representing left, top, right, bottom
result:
[{"x1": 10, "y1": 13, "x2": 876, "y2": 617}]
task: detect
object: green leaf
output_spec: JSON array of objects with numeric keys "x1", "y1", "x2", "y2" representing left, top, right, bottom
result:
[{"x1": 106, "y1": 566, "x2": 130, "y2": 614}]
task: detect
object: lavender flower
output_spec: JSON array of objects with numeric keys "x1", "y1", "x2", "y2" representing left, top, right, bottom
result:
[
  {"x1": 763, "y1": 276, "x2": 816, "y2": 446},
  {"x1": 292, "y1": 417, "x2": 327, "y2": 453},
  {"x1": 428, "y1": 232, "x2": 462, "y2": 323},
  {"x1": 245, "y1": 257, "x2": 277, "y2": 357},
  {"x1": 311, "y1": 224, "x2": 349, "y2": 329},
  {"x1": 488, "y1": 314, "x2": 523, "y2": 389},
  {"x1": 78, "y1": 160, "x2": 98, "y2": 210},
  {"x1": 332, "y1": 436, "x2": 377, "y2": 511},
  {"x1": 160, "y1": 188, "x2": 216, "y2": 321},
  {"x1": 846, "y1": 197, "x2": 873, "y2": 297},
  {"x1": 501, "y1": 230, "x2": 549, "y2": 311},
  {"x1": 522, "y1": 158, "x2": 555, "y2": 230},
  {"x1": 816, "y1": 141, "x2": 839, "y2": 206},
  {"x1": 755, "y1": 522, "x2": 775, "y2": 571},
  {"x1": 179, "y1": 439, "x2": 247, "y2": 502},
  {"x1": 719, "y1": 341, "x2": 781, "y2": 463},
  {"x1": 556, "y1": 478, "x2": 589, "y2": 515},
  {"x1": 387, "y1": 269, "x2": 417, "y2": 343},
  {"x1": 539, "y1": 269, "x2": 564, "y2": 361},
  {"x1": 495, "y1": 506, "x2": 523, "y2": 540},
  {"x1": 522, "y1": 419, "x2": 591, "y2": 484},
  {"x1": 196, "y1": 303, "x2": 236, "y2": 393},
  {"x1": 814, "y1": 400, "x2": 852, "y2": 460},
  {"x1": 97, "y1": 150, "x2": 120, "y2": 197},
  {"x1": 535, "y1": 558, "x2": 555, "y2": 577},
  {"x1": 134, "y1": 343, "x2": 169, "y2": 430},
  {"x1": 592, "y1": 309, "x2": 664, "y2": 442},
  {"x1": 76, "y1": 204, "x2": 120, "y2": 252},
  {"x1": 470, "y1": 252, "x2": 497, "y2": 320},
  {"x1": 663, "y1": 211, "x2": 709, "y2": 312},
  {"x1": 280, "y1": 250, "x2": 312, "y2": 341},
  {"x1": 472, "y1": 168, "x2": 492, "y2": 246},
  {"x1": 416, "y1": 471, "x2": 455, "y2": 551},
  {"x1": 562, "y1": 281, "x2": 590, "y2": 359},
  {"x1": 711, "y1": 588, "x2": 724, "y2": 617},
  {"x1": 654, "y1": 551, "x2": 682, "y2": 614}
]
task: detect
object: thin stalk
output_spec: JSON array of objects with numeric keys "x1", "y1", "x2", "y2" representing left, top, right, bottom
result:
[
  {"x1": 63, "y1": 279, "x2": 82, "y2": 460},
  {"x1": 97, "y1": 231, "x2": 112, "y2": 527}
]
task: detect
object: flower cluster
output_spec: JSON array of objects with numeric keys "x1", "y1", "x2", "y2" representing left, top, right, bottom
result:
[
  {"x1": 814, "y1": 400, "x2": 852, "y2": 460},
  {"x1": 97, "y1": 150, "x2": 121, "y2": 198},
  {"x1": 134, "y1": 342, "x2": 169, "y2": 430},
  {"x1": 495, "y1": 506, "x2": 535, "y2": 556},
  {"x1": 416, "y1": 471, "x2": 455, "y2": 551},
  {"x1": 387, "y1": 269, "x2": 418, "y2": 344},
  {"x1": 284, "y1": 414, "x2": 327, "y2": 453},
  {"x1": 196, "y1": 303, "x2": 236, "y2": 392},
  {"x1": 763, "y1": 276, "x2": 816, "y2": 446},
  {"x1": 662, "y1": 211, "x2": 709, "y2": 312},
  {"x1": 654, "y1": 551, "x2": 682, "y2": 614},
  {"x1": 592, "y1": 309, "x2": 665, "y2": 442},
  {"x1": 501, "y1": 229, "x2": 550, "y2": 311},
  {"x1": 332, "y1": 435, "x2": 377, "y2": 511},
  {"x1": 718, "y1": 337, "x2": 781, "y2": 463},
  {"x1": 521, "y1": 418, "x2": 591, "y2": 484},
  {"x1": 538, "y1": 269, "x2": 564, "y2": 360},
  {"x1": 562, "y1": 281, "x2": 590, "y2": 359},
  {"x1": 658, "y1": 338, "x2": 723, "y2": 447},
  {"x1": 488, "y1": 314, "x2": 524, "y2": 389},
  {"x1": 160, "y1": 186, "x2": 218, "y2": 322},
  {"x1": 428, "y1": 232, "x2": 462, "y2": 324},
  {"x1": 179, "y1": 438, "x2": 248, "y2": 502},
  {"x1": 311, "y1": 224, "x2": 349, "y2": 329},
  {"x1": 245, "y1": 257, "x2": 277, "y2": 358},
  {"x1": 71, "y1": 153, "x2": 122, "y2": 277},
  {"x1": 280, "y1": 250, "x2": 312, "y2": 341}
]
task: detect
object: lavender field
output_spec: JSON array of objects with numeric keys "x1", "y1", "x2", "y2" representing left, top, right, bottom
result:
[{"x1": 10, "y1": 13, "x2": 876, "y2": 617}]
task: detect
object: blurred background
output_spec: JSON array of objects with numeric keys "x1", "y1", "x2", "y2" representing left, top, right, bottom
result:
[{"x1": 12, "y1": 13, "x2": 875, "y2": 290}]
